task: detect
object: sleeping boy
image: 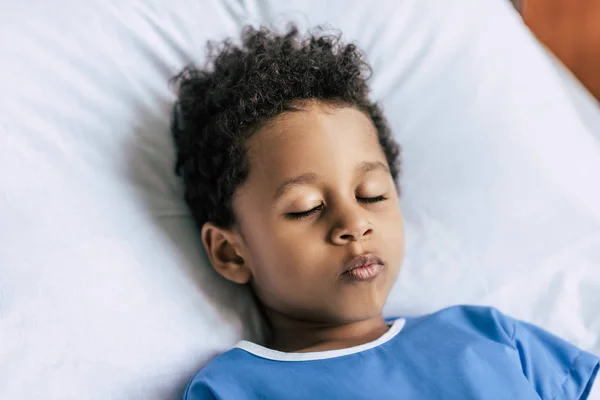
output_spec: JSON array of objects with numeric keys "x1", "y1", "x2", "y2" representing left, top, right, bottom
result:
[{"x1": 171, "y1": 25, "x2": 599, "y2": 399}]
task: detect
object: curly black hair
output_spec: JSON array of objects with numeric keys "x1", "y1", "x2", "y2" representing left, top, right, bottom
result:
[{"x1": 171, "y1": 25, "x2": 401, "y2": 230}]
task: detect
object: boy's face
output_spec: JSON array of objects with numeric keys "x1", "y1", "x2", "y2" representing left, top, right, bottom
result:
[{"x1": 218, "y1": 101, "x2": 403, "y2": 325}]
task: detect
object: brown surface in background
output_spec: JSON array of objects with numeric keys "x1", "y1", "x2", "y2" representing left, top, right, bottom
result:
[{"x1": 523, "y1": 0, "x2": 600, "y2": 101}]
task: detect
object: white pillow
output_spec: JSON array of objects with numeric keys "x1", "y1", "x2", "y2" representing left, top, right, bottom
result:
[{"x1": 1, "y1": 0, "x2": 599, "y2": 399}]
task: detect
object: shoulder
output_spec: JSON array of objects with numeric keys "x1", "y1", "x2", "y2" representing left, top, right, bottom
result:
[
  {"x1": 400, "y1": 305, "x2": 599, "y2": 399},
  {"x1": 183, "y1": 348, "x2": 258, "y2": 400},
  {"x1": 191, "y1": 347, "x2": 257, "y2": 381},
  {"x1": 392, "y1": 305, "x2": 516, "y2": 349},
  {"x1": 399, "y1": 305, "x2": 516, "y2": 345}
]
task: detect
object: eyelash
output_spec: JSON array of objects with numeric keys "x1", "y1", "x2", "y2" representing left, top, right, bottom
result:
[{"x1": 286, "y1": 196, "x2": 387, "y2": 220}]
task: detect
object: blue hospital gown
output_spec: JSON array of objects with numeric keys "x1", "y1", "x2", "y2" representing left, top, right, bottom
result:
[{"x1": 184, "y1": 306, "x2": 599, "y2": 399}]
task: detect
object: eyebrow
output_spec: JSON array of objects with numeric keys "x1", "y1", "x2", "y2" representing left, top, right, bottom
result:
[
  {"x1": 272, "y1": 160, "x2": 390, "y2": 201},
  {"x1": 357, "y1": 160, "x2": 390, "y2": 175}
]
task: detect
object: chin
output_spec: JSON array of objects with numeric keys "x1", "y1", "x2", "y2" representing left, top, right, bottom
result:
[{"x1": 340, "y1": 303, "x2": 386, "y2": 323}]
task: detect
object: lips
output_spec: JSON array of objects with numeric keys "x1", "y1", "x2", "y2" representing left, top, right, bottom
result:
[{"x1": 341, "y1": 254, "x2": 385, "y2": 281}]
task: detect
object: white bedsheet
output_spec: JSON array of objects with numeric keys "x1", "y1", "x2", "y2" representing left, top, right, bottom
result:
[{"x1": 0, "y1": 0, "x2": 599, "y2": 399}]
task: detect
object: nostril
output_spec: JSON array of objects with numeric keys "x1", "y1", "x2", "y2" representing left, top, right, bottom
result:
[{"x1": 332, "y1": 219, "x2": 374, "y2": 243}]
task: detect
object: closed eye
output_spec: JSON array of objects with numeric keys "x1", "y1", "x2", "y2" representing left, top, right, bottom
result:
[
  {"x1": 286, "y1": 204, "x2": 324, "y2": 220},
  {"x1": 286, "y1": 196, "x2": 386, "y2": 220},
  {"x1": 358, "y1": 195, "x2": 387, "y2": 203}
]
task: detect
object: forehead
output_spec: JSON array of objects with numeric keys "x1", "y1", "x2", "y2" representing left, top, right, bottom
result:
[{"x1": 244, "y1": 102, "x2": 386, "y2": 183}]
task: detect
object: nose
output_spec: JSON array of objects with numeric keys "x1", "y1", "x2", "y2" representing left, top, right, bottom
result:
[{"x1": 329, "y1": 204, "x2": 374, "y2": 245}]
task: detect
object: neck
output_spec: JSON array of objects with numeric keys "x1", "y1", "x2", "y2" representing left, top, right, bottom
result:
[{"x1": 263, "y1": 307, "x2": 390, "y2": 353}]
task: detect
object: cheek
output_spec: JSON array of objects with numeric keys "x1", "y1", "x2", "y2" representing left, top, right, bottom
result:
[
  {"x1": 243, "y1": 219, "x2": 306, "y2": 277},
  {"x1": 379, "y1": 210, "x2": 405, "y2": 259},
  {"x1": 243, "y1": 224, "x2": 326, "y2": 312},
  {"x1": 244, "y1": 221, "x2": 333, "y2": 299},
  {"x1": 390, "y1": 212, "x2": 404, "y2": 242}
]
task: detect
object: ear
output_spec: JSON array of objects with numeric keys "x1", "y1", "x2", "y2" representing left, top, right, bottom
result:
[{"x1": 201, "y1": 222, "x2": 251, "y2": 284}]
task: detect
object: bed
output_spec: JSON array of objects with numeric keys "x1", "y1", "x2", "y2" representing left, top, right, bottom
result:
[{"x1": 1, "y1": 0, "x2": 599, "y2": 398}]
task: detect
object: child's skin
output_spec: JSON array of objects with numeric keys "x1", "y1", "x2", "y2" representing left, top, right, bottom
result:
[{"x1": 201, "y1": 100, "x2": 405, "y2": 353}]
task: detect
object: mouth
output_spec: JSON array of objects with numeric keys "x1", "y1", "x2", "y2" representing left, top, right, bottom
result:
[{"x1": 340, "y1": 254, "x2": 385, "y2": 282}]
